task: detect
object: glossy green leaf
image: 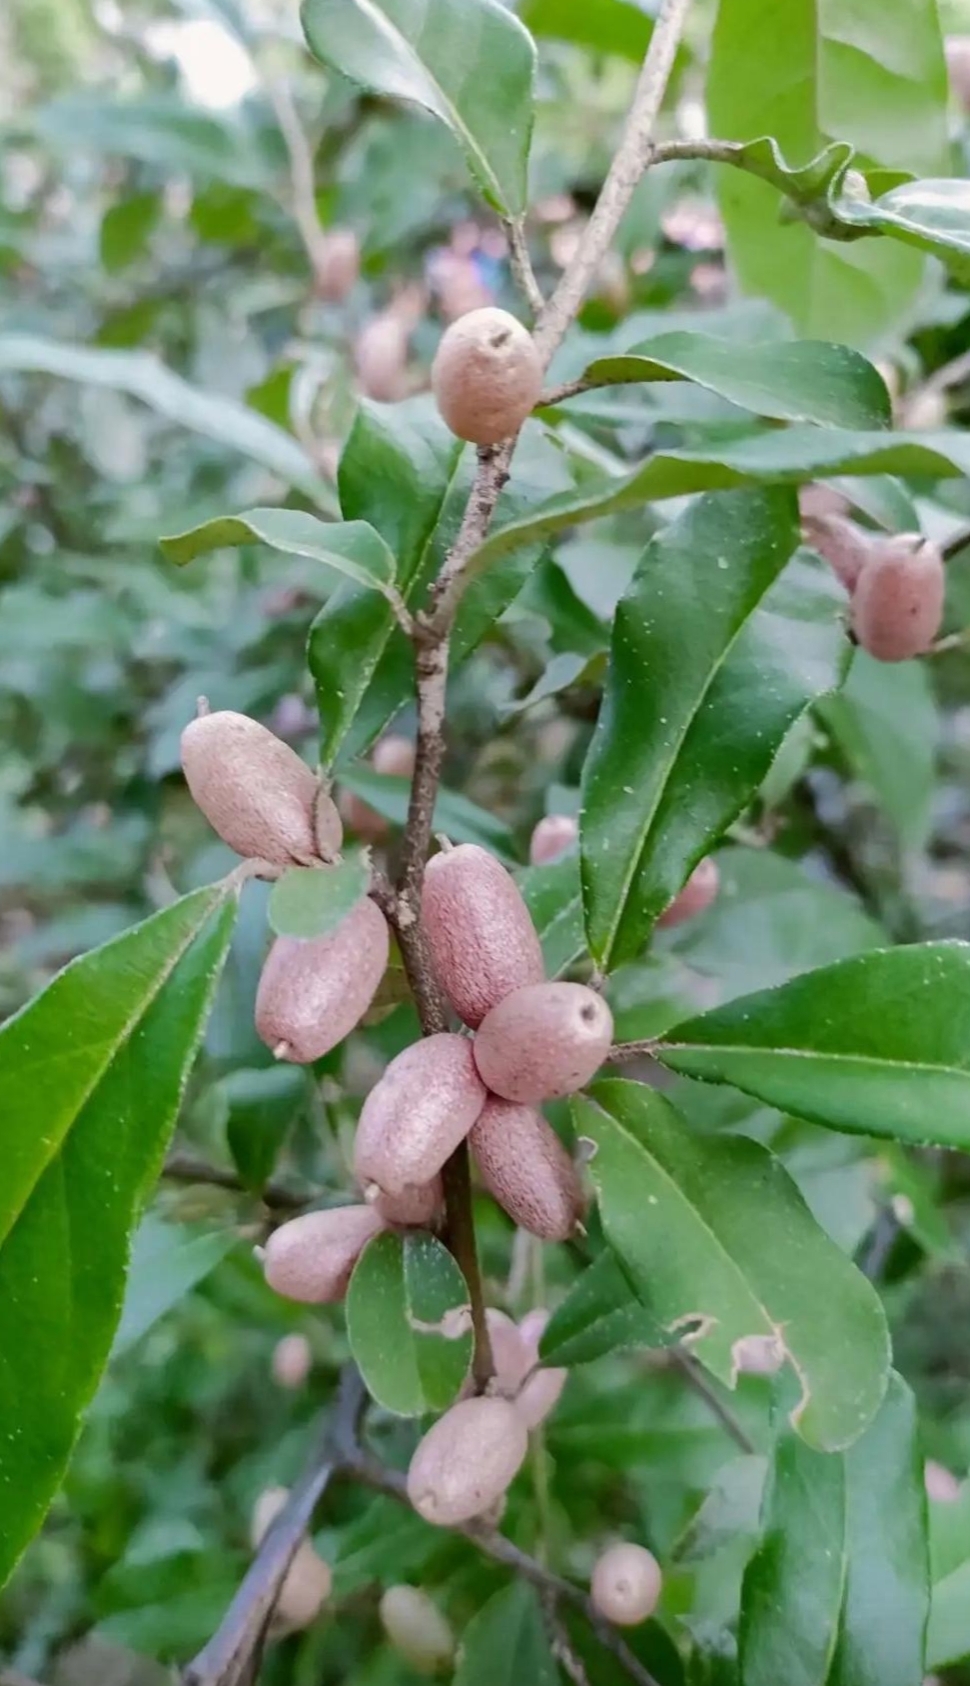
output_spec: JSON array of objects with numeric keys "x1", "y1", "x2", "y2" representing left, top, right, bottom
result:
[
  {"x1": 0, "y1": 885, "x2": 237, "y2": 1587},
  {"x1": 0, "y1": 335, "x2": 333, "y2": 508},
  {"x1": 820, "y1": 650, "x2": 940, "y2": 851},
  {"x1": 516, "y1": 852, "x2": 586, "y2": 977},
  {"x1": 160, "y1": 509, "x2": 396, "y2": 593},
  {"x1": 707, "y1": 0, "x2": 948, "y2": 345},
  {"x1": 740, "y1": 1374, "x2": 928, "y2": 1686},
  {"x1": 454, "y1": 1581, "x2": 558, "y2": 1686},
  {"x1": 518, "y1": 0, "x2": 651, "y2": 60},
  {"x1": 539, "y1": 1251, "x2": 668, "y2": 1368},
  {"x1": 834, "y1": 176, "x2": 970, "y2": 280},
  {"x1": 223, "y1": 1063, "x2": 307, "y2": 1190},
  {"x1": 268, "y1": 853, "x2": 370, "y2": 940},
  {"x1": 927, "y1": 1491, "x2": 970, "y2": 1668},
  {"x1": 658, "y1": 941, "x2": 970, "y2": 1149},
  {"x1": 575, "y1": 1080, "x2": 890, "y2": 1451},
  {"x1": 113, "y1": 1215, "x2": 237, "y2": 1355},
  {"x1": 338, "y1": 767, "x2": 516, "y2": 860},
  {"x1": 581, "y1": 334, "x2": 891, "y2": 429},
  {"x1": 300, "y1": 0, "x2": 536, "y2": 216},
  {"x1": 676, "y1": 1455, "x2": 767, "y2": 1565},
  {"x1": 346, "y1": 1229, "x2": 472, "y2": 1416}
]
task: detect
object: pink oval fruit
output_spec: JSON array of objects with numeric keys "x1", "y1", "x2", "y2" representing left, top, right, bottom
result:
[
  {"x1": 802, "y1": 512, "x2": 874, "y2": 592},
  {"x1": 251, "y1": 1488, "x2": 332, "y2": 1630},
  {"x1": 515, "y1": 1308, "x2": 567, "y2": 1429},
  {"x1": 354, "y1": 1033, "x2": 487, "y2": 1196},
  {"x1": 406, "y1": 1396, "x2": 528, "y2": 1526},
  {"x1": 262, "y1": 1205, "x2": 385, "y2": 1303},
  {"x1": 657, "y1": 858, "x2": 720, "y2": 929},
  {"x1": 422, "y1": 844, "x2": 544, "y2": 1028},
  {"x1": 181, "y1": 708, "x2": 327, "y2": 866},
  {"x1": 314, "y1": 227, "x2": 359, "y2": 303},
  {"x1": 271, "y1": 1332, "x2": 313, "y2": 1389},
  {"x1": 470, "y1": 1097, "x2": 584, "y2": 1241},
  {"x1": 852, "y1": 534, "x2": 945, "y2": 661},
  {"x1": 431, "y1": 307, "x2": 542, "y2": 446},
  {"x1": 529, "y1": 813, "x2": 579, "y2": 866},
  {"x1": 473, "y1": 983, "x2": 613, "y2": 1104},
  {"x1": 255, "y1": 896, "x2": 390, "y2": 1064},
  {"x1": 355, "y1": 313, "x2": 410, "y2": 402},
  {"x1": 591, "y1": 1543, "x2": 663, "y2": 1627},
  {"x1": 379, "y1": 1586, "x2": 455, "y2": 1674}
]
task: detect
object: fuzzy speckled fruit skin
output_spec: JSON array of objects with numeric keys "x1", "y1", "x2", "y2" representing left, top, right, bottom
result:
[
  {"x1": 657, "y1": 857, "x2": 720, "y2": 929},
  {"x1": 591, "y1": 1544, "x2": 663, "y2": 1627},
  {"x1": 470, "y1": 1097, "x2": 584, "y2": 1241},
  {"x1": 473, "y1": 982, "x2": 613, "y2": 1104},
  {"x1": 406, "y1": 1396, "x2": 528, "y2": 1526},
  {"x1": 262, "y1": 1205, "x2": 385, "y2": 1303},
  {"x1": 181, "y1": 709, "x2": 327, "y2": 866},
  {"x1": 851, "y1": 534, "x2": 945, "y2": 662},
  {"x1": 431, "y1": 307, "x2": 542, "y2": 446},
  {"x1": 370, "y1": 1174, "x2": 443, "y2": 1228},
  {"x1": 422, "y1": 844, "x2": 544, "y2": 1029},
  {"x1": 255, "y1": 897, "x2": 390, "y2": 1064},
  {"x1": 515, "y1": 1309, "x2": 567, "y2": 1429},
  {"x1": 379, "y1": 1586, "x2": 455, "y2": 1675},
  {"x1": 802, "y1": 512, "x2": 873, "y2": 593},
  {"x1": 354, "y1": 1032, "x2": 487, "y2": 1196}
]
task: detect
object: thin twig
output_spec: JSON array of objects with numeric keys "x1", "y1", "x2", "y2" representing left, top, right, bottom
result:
[
  {"x1": 538, "y1": 377, "x2": 590, "y2": 408},
  {"x1": 943, "y1": 525, "x2": 970, "y2": 562},
  {"x1": 605, "y1": 1040, "x2": 660, "y2": 1066},
  {"x1": 504, "y1": 216, "x2": 545, "y2": 317},
  {"x1": 162, "y1": 1151, "x2": 308, "y2": 1213},
  {"x1": 670, "y1": 1350, "x2": 757, "y2": 1455},
  {"x1": 263, "y1": 76, "x2": 330, "y2": 277}
]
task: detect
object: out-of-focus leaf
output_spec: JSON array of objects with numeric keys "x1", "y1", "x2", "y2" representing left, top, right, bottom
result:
[
  {"x1": 453, "y1": 1581, "x2": 558, "y2": 1686},
  {"x1": 113, "y1": 1216, "x2": 237, "y2": 1355},
  {"x1": 338, "y1": 767, "x2": 517, "y2": 861},
  {"x1": 346, "y1": 1230, "x2": 472, "y2": 1416},
  {"x1": 223, "y1": 1064, "x2": 308, "y2": 1190},
  {"x1": 677, "y1": 1455, "x2": 767, "y2": 1564},
  {"x1": 268, "y1": 853, "x2": 370, "y2": 940},
  {"x1": 516, "y1": 853, "x2": 586, "y2": 977},
  {"x1": 518, "y1": 0, "x2": 652, "y2": 60},
  {"x1": 820, "y1": 650, "x2": 940, "y2": 851}
]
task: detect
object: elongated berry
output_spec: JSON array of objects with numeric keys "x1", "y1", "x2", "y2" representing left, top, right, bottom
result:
[
  {"x1": 261, "y1": 1205, "x2": 385, "y2": 1303},
  {"x1": 590, "y1": 1543, "x2": 662, "y2": 1627},
  {"x1": 181, "y1": 708, "x2": 332, "y2": 865},
  {"x1": 529, "y1": 813, "x2": 579, "y2": 866},
  {"x1": 422, "y1": 844, "x2": 544, "y2": 1028},
  {"x1": 657, "y1": 858, "x2": 720, "y2": 929},
  {"x1": 515, "y1": 1309, "x2": 567, "y2": 1429},
  {"x1": 354, "y1": 1033, "x2": 487, "y2": 1195},
  {"x1": 379, "y1": 1586, "x2": 455, "y2": 1675},
  {"x1": 251, "y1": 1487, "x2": 332, "y2": 1630},
  {"x1": 271, "y1": 1332, "x2": 312, "y2": 1389},
  {"x1": 406, "y1": 1396, "x2": 528, "y2": 1526},
  {"x1": 471, "y1": 1097, "x2": 584, "y2": 1241},
  {"x1": 473, "y1": 982, "x2": 613, "y2": 1104},
  {"x1": 851, "y1": 534, "x2": 945, "y2": 661},
  {"x1": 255, "y1": 896, "x2": 390, "y2": 1064}
]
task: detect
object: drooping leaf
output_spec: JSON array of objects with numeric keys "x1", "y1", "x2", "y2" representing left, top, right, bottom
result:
[
  {"x1": 160, "y1": 510, "x2": 397, "y2": 594},
  {"x1": 539, "y1": 1250, "x2": 669, "y2": 1368},
  {"x1": 579, "y1": 334, "x2": 891, "y2": 429},
  {"x1": 575, "y1": 1080, "x2": 890, "y2": 1451},
  {"x1": 0, "y1": 885, "x2": 237, "y2": 1587},
  {"x1": 268, "y1": 853, "x2": 371, "y2": 940},
  {"x1": 300, "y1": 0, "x2": 536, "y2": 216},
  {"x1": 820, "y1": 649, "x2": 940, "y2": 851},
  {"x1": 453, "y1": 1581, "x2": 559, "y2": 1686},
  {"x1": 113, "y1": 1215, "x2": 237, "y2": 1355},
  {"x1": 516, "y1": 852, "x2": 586, "y2": 977},
  {"x1": 346, "y1": 1230, "x2": 473, "y2": 1416},
  {"x1": 657, "y1": 941, "x2": 970, "y2": 1150},
  {"x1": 338, "y1": 767, "x2": 516, "y2": 860},
  {"x1": 739, "y1": 1373, "x2": 928, "y2": 1686}
]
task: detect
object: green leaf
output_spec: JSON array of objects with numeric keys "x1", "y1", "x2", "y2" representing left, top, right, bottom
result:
[
  {"x1": 539, "y1": 1251, "x2": 669, "y2": 1368},
  {"x1": 707, "y1": 0, "x2": 948, "y2": 345},
  {"x1": 820, "y1": 650, "x2": 940, "y2": 851},
  {"x1": 575, "y1": 1080, "x2": 890, "y2": 1451},
  {"x1": 834, "y1": 176, "x2": 970, "y2": 280},
  {"x1": 346, "y1": 1230, "x2": 473, "y2": 1416},
  {"x1": 516, "y1": 853, "x2": 586, "y2": 977},
  {"x1": 0, "y1": 885, "x2": 237, "y2": 1587},
  {"x1": 300, "y1": 0, "x2": 536, "y2": 216},
  {"x1": 928, "y1": 1490, "x2": 970, "y2": 1668},
  {"x1": 519, "y1": 0, "x2": 652, "y2": 60},
  {"x1": 160, "y1": 510, "x2": 396, "y2": 594},
  {"x1": 268, "y1": 853, "x2": 371, "y2": 940},
  {"x1": 223, "y1": 1064, "x2": 308, "y2": 1190},
  {"x1": 657, "y1": 941, "x2": 970, "y2": 1150},
  {"x1": 99, "y1": 190, "x2": 162, "y2": 272},
  {"x1": 338, "y1": 767, "x2": 517, "y2": 861},
  {"x1": 582, "y1": 492, "x2": 847, "y2": 969},
  {"x1": 0, "y1": 335, "x2": 333, "y2": 509},
  {"x1": 739, "y1": 1373, "x2": 928, "y2": 1686},
  {"x1": 454, "y1": 1581, "x2": 559, "y2": 1686},
  {"x1": 676, "y1": 1455, "x2": 767, "y2": 1564},
  {"x1": 580, "y1": 334, "x2": 891, "y2": 429},
  {"x1": 113, "y1": 1215, "x2": 237, "y2": 1355}
]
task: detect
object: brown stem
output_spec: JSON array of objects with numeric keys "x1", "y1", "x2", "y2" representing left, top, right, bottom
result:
[
  {"x1": 162, "y1": 1151, "x2": 308, "y2": 1212},
  {"x1": 604, "y1": 1039, "x2": 661, "y2": 1065},
  {"x1": 441, "y1": 1142, "x2": 493, "y2": 1390}
]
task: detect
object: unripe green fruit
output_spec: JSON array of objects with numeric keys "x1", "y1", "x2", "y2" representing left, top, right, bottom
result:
[
  {"x1": 657, "y1": 858, "x2": 720, "y2": 929},
  {"x1": 515, "y1": 1308, "x2": 567, "y2": 1429},
  {"x1": 590, "y1": 1543, "x2": 662, "y2": 1627},
  {"x1": 369, "y1": 1174, "x2": 444, "y2": 1228},
  {"x1": 406, "y1": 1396, "x2": 528, "y2": 1526},
  {"x1": 379, "y1": 1585, "x2": 455, "y2": 1675},
  {"x1": 470, "y1": 1097, "x2": 584, "y2": 1241},
  {"x1": 802, "y1": 512, "x2": 873, "y2": 593},
  {"x1": 431, "y1": 307, "x2": 543, "y2": 445},
  {"x1": 314, "y1": 227, "x2": 359, "y2": 303},
  {"x1": 529, "y1": 813, "x2": 579, "y2": 866},
  {"x1": 354, "y1": 1032, "x2": 487, "y2": 1196},
  {"x1": 271, "y1": 1332, "x2": 312, "y2": 1388},
  {"x1": 181, "y1": 708, "x2": 334, "y2": 866},
  {"x1": 262, "y1": 1205, "x2": 385, "y2": 1303},
  {"x1": 422, "y1": 844, "x2": 544, "y2": 1028},
  {"x1": 851, "y1": 534, "x2": 945, "y2": 661},
  {"x1": 473, "y1": 983, "x2": 613, "y2": 1104},
  {"x1": 251, "y1": 1487, "x2": 332, "y2": 1631},
  {"x1": 255, "y1": 897, "x2": 390, "y2": 1063}
]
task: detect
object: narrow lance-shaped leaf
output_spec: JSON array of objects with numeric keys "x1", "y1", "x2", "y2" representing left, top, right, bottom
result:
[
  {"x1": 657, "y1": 941, "x2": 970, "y2": 1151},
  {"x1": 346, "y1": 1230, "x2": 473, "y2": 1417},
  {"x1": 160, "y1": 509, "x2": 398, "y2": 596},
  {"x1": 0, "y1": 884, "x2": 237, "y2": 1588},
  {"x1": 575, "y1": 1080, "x2": 890, "y2": 1452}
]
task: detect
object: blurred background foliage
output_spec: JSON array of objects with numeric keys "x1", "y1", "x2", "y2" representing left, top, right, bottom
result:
[{"x1": 4, "y1": 0, "x2": 970, "y2": 1682}]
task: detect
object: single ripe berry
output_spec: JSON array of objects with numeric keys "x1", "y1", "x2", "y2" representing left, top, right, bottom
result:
[
  {"x1": 379, "y1": 1586, "x2": 455, "y2": 1676},
  {"x1": 514, "y1": 1308, "x2": 567, "y2": 1429},
  {"x1": 314, "y1": 227, "x2": 359, "y2": 303},
  {"x1": 851, "y1": 534, "x2": 945, "y2": 661},
  {"x1": 802, "y1": 512, "x2": 874, "y2": 593},
  {"x1": 473, "y1": 982, "x2": 613, "y2": 1104},
  {"x1": 406, "y1": 1396, "x2": 528, "y2": 1526},
  {"x1": 422, "y1": 844, "x2": 544, "y2": 1029},
  {"x1": 470, "y1": 1097, "x2": 584, "y2": 1241},
  {"x1": 590, "y1": 1543, "x2": 663, "y2": 1627},
  {"x1": 255, "y1": 896, "x2": 390, "y2": 1064},
  {"x1": 261, "y1": 1205, "x2": 385, "y2": 1303},
  {"x1": 483, "y1": 1308, "x2": 531, "y2": 1397},
  {"x1": 355, "y1": 312, "x2": 410, "y2": 402},
  {"x1": 657, "y1": 858, "x2": 720, "y2": 929},
  {"x1": 250, "y1": 1487, "x2": 332, "y2": 1631},
  {"x1": 431, "y1": 307, "x2": 543, "y2": 445},
  {"x1": 529, "y1": 813, "x2": 579, "y2": 866},
  {"x1": 369, "y1": 1174, "x2": 443, "y2": 1228},
  {"x1": 354, "y1": 1033, "x2": 487, "y2": 1196},
  {"x1": 271, "y1": 1332, "x2": 313, "y2": 1389},
  {"x1": 180, "y1": 707, "x2": 330, "y2": 866}
]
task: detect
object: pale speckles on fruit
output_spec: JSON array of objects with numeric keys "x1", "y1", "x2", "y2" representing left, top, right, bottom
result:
[
  {"x1": 473, "y1": 982, "x2": 613, "y2": 1104},
  {"x1": 261, "y1": 1205, "x2": 385, "y2": 1303},
  {"x1": 470, "y1": 1096, "x2": 584, "y2": 1241},
  {"x1": 529, "y1": 813, "x2": 579, "y2": 866},
  {"x1": 851, "y1": 534, "x2": 945, "y2": 662},
  {"x1": 255, "y1": 897, "x2": 390, "y2": 1064},
  {"x1": 271, "y1": 1332, "x2": 313, "y2": 1388},
  {"x1": 590, "y1": 1543, "x2": 663, "y2": 1627},
  {"x1": 181, "y1": 709, "x2": 325, "y2": 866},
  {"x1": 379, "y1": 1585, "x2": 455, "y2": 1675},
  {"x1": 354, "y1": 1033, "x2": 487, "y2": 1195},
  {"x1": 431, "y1": 307, "x2": 543, "y2": 446},
  {"x1": 422, "y1": 843, "x2": 544, "y2": 1028},
  {"x1": 657, "y1": 857, "x2": 720, "y2": 929},
  {"x1": 406, "y1": 1395, "x2": 528, "y2": 1526}
]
